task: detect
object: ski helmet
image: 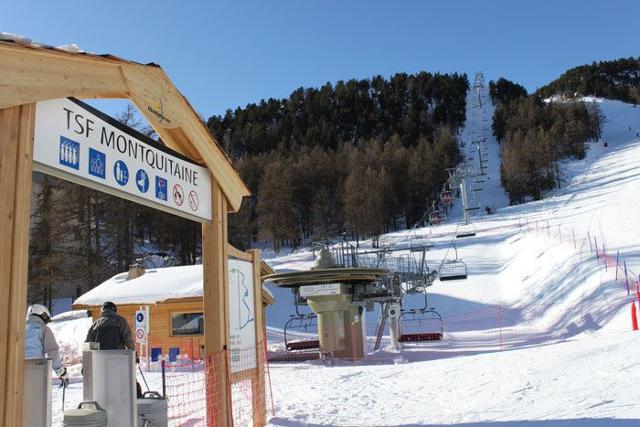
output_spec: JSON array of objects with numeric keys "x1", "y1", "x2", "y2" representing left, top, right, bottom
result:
[{"x1": 26, "y1": 304, "x2": 51, "y2": 323}]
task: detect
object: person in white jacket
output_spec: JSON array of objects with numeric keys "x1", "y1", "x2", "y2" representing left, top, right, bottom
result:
[{"x1": 24, "y1": 304, "x2": 68, "y2": 385}]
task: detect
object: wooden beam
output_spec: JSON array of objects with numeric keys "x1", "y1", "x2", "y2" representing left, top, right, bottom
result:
[
  {"x1": 121, "y1": 64, "x2": 250, "y2": 212},
  {"x1": 0, "y1": 43, "x2": 250, "y2": 212},
  {"x1": 0, "y1": 104, "x2": 35, "y2": 427},
  {"x1": 228, "y1": 244, "x2": 254, "y2": 262},
  {"x1": 248, "y1": 249, "x2": 267, "y2": 426},
  {"x1": 202, "y1": 181, "x2": 231, "y2": 426},
  {"x1": 0, "y1": 45, "x2": 128, "y2": 108}
]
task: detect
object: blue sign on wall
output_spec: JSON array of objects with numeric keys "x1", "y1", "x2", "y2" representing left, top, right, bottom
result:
[
  {"x1": 59, "y1": 136, "x2": 80, "y2": 170},
  {"x1": 136, "y1": 169, "x2": 149, "y2": 193},
  {"x1": 88, "y1": 148, "x2": 106, "y2": 179},
  {"x1": 113, "y1": 160, "x2": 129, "y2": 186},
  {"x1": 155, "y1": 176, "x2": 167, "y2": 201}
]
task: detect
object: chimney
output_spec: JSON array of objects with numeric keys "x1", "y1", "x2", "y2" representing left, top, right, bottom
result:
[{"x1": 127, "y1": 263, "x2": 145, "y2": 280}]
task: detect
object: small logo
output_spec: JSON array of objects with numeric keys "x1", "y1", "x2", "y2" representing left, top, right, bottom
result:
[
  {"x1": 136, "y1": 169, "x2": 149, "y2": 193},
  {"x1": 88, "y1": 148, "x2": 106, "y2": 179},
  {"x1": 173, "y1": 184, "x2": 184, "y2": 206},
  {"x1": 136, "y1": 312, "x2": 145, "y2": 323},
  {"x1": 59, "y1": 136, "x2": 80, "y2": 170},
  {"x1": 147, "y1": 96, "x2": 171, "y2": 124},
  {"x1": 188, "y1": 190, "x2": 199, "y2": 211},
  {"x1": 113, "y1": 160, "x2": 129, "y2": 186},
  {"x1": 155, "y1": 176, "x2": 167, "y2": 201}
]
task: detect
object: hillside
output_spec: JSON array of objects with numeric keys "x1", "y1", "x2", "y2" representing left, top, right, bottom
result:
[
  {"x1": 536, "y1": 57, "x2": 640, "y2": 104},
  {"x1": 261, "y1": 93, "x2": 640, "y2": 425}
]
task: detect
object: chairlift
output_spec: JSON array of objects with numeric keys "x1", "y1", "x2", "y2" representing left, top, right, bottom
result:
[
  {"x1": 283, "y1": 313, "x2": 319, "y2": 352},
  {"x1": 440, "y1": 191, "x2": 453, "y2": 205},
  {"x1": 456, "y1": 223, "x2": 477, "y2": 238},
  {"x1": 398, "y1": 292, "x2": 443, "y2": 342},
  {"x1": 438, "y1": 259, "x2": 468, "y2": 281},
  {"x1": 430, "y1": 211, "x2": 443, "y2": 225}
]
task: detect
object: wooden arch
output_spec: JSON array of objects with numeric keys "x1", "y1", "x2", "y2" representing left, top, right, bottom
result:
[{"x1": 0, "y1": 39, "x2": 251, "y2": 426}]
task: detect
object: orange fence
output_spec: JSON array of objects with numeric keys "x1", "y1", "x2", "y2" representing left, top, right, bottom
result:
[{"x1": 156, "y1": 339, "x2": 273, "y2": 426}]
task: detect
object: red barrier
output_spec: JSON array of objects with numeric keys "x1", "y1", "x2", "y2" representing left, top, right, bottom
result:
[{"x1": 632, "y1": 302, "x2": 638, "y2": 331}]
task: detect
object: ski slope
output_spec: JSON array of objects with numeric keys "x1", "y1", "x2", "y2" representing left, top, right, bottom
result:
[{"x1": 263, "y1": 92, "x2": 640, "y2": 426}]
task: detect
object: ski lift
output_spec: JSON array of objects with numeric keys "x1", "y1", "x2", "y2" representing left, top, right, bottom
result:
[
  {"x1": 430, "y1": 211, "x2": 443, "y2": 225},
  {"x1": 438, "y1": 259, "x2": 468, "y2": 281},
  {"x1": 398, "y1": 292, "x2": 443, "y2": 342},
  {"x1": 438, "y1": 245, "x2": 468, "y2": 281},
  {"x1": 440, "y1": 191, "x2": 453, "y2": 205},
  {"x1": 283, "y1": 313, "x2": 319, "y2": 352},
  {"x1": 456, "y1": 223, "x2": 476, "y2": 238}
]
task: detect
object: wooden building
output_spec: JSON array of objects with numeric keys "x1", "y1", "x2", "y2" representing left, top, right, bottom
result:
[{"x1": 73, "y1": 248, "x2": 275, "y2": 360}]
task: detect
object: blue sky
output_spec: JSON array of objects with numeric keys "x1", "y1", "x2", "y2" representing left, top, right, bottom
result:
[{"x1": 3, "y1": 1, "x2": 639, "y2": 119}]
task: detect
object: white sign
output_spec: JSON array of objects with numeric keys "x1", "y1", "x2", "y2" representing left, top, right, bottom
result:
[
  {"x1": 135, "y1": 309, "x2": 149, "y2": 344},
  {"x1": 33, "y1": 98, "x2": 213, "y2": 222},
  {"x1": 228, "y1": 258, "x2": 256, "y2": 373}
]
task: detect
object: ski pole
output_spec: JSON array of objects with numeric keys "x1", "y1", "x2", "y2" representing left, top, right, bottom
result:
[
  {"x1": 138, "y1": 364, "x2": 150, "y2": 392},
  {"x1": 61, "y1": 381, "x2": 66, "y2": 413}
]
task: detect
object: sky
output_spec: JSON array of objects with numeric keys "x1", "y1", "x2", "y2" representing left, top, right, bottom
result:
[{"x1": 3, "y1": 0, "x2": 639, "y2": 119}]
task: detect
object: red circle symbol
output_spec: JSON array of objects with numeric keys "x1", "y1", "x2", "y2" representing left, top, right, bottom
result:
[
  {"x1": 173, "y1": 184, "x2": 184, "y2": 206},
  {"x1": 188, "y1": 190, "x2": 199, "y2": 211},
  {"x1": 136, "y1": 328, "x2": 145, "y2": 339}
]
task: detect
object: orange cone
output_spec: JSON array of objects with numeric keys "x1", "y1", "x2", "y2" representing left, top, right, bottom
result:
[{"x1": 632, "y1": 302, "x2": 638, "y2": 331}]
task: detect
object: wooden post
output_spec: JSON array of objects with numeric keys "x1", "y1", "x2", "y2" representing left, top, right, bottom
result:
[
  {"x1": 0, "y1": 104, "x2": 35, "y2": 427},
  {"x1": 248, "y1": 249, "x2": 266, "y2": 427},
  {"x1": 202, "y1": 181, "x2": 231, "y2": 426}
]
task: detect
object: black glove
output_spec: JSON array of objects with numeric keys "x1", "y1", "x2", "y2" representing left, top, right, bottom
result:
[{"x1": 56, "y1": 367, "x2": 69, "y2": 387}]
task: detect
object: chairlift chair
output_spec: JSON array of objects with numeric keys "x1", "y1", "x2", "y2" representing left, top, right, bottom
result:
[
  {"x1": 456, "y1": 223, "x2": 477, "y2": 238},
  {"x1": 438, "y1": 259, "x2": 468, "y2": 281},
  {"x1": 440, "y1": 191, "x2": 454, "y2": 205},
  {"x1": 283, "y1": 313, "x2": 319, "y2": 352},
  {"x1": 398, "y1": 292, "x2": 444, "y2": 342},
  {"x1": 430, "y1": 211, "x2": 443, "y2": 225}
]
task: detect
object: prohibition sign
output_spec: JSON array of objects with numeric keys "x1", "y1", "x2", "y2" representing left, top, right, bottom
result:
[
  {"x1": 136, "y1": 328, "x2": 145, "y2": 339},
  {"x1": 188, "y1": 190, "x2": 199, "y2": 211},
  {"x1": 173, "y1": 184, "x2": 184, "y2": 206}
]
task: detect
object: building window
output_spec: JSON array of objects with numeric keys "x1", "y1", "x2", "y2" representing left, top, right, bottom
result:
[{"x1": 171, "y1": 312, "x2": 204, "y2": 335}]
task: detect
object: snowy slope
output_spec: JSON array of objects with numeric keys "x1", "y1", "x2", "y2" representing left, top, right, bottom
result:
[{"x1": 264, "y1": 94, "x2": 640, "y2": 426}]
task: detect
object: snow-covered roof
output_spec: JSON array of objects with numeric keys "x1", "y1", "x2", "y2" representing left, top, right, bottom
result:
[{"x1": 74, "y1": 264, "x2": 275, "y2": 307}]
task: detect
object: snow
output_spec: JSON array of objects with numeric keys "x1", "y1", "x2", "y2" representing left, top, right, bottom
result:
[
  {"x1": 47, "y1": 85, "x2": 640, "y2": 425},
  {"x1": 261, "y1": 87, "x2": 640, "y2": 425},
  {"x1": 75, "y1": 264, "x2": 273, "y2": 307},
  {"x1": 73, "y1": 265, "x2": 204, "y2": 306}
]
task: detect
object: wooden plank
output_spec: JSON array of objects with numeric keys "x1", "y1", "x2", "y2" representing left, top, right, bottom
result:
[
  {"x1": 248, "y1": 249, "x2": 266, "y2": 426},
  {"x1": 0, "y1": 106, "x2": 20, "y2": 427},
  {"x1": 5, "y1": 104, "x2": 35, "y2": 427},
  {"x1": 121, "y1": 64, "x2": 250, "y2": 212},
  {"x1": 0, "y1": 45, "x2": 128, "y2": 108},
  {"x1": 202, "y1": 181, "x2": 231, "y2": 426},
  {"x1": 0, "y1": 104, "x2": 34, "y2": 427},
  {"x1": 228, "y1": 244, "x2": 253, "y2": 262}
]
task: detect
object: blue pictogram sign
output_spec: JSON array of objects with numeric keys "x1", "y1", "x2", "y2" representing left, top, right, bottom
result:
[
  {"x1": 155, "y1": 176, "x2": 167, "y2": 201},
  {"x1": 136, "y1": 169, "x2": 149, "y2": 193},
  {"x1": 59, "y1": 136, "x2": 80, "y2": 170},
  {"x1": 88, "y1": 148, "x2": 106, "y2": 179},
  {"x1": 113, "y1": 160, "x2": 129, "y2": 186}
]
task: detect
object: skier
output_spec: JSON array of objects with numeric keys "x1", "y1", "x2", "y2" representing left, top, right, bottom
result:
[
  {"x1": 85, "y1": 301, "x2": 142, "y2": 397},
  {"x1": 24, "y1": 304, "x2": 69, "y2": 386}
]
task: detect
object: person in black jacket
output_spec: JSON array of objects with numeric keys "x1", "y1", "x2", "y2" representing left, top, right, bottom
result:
[
  {"x1": 85, "y1": 301, "x2": 135, "y2": 350},
  {"x1": 85, "y1": 301, "x2": 142, "y2": 397}
]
